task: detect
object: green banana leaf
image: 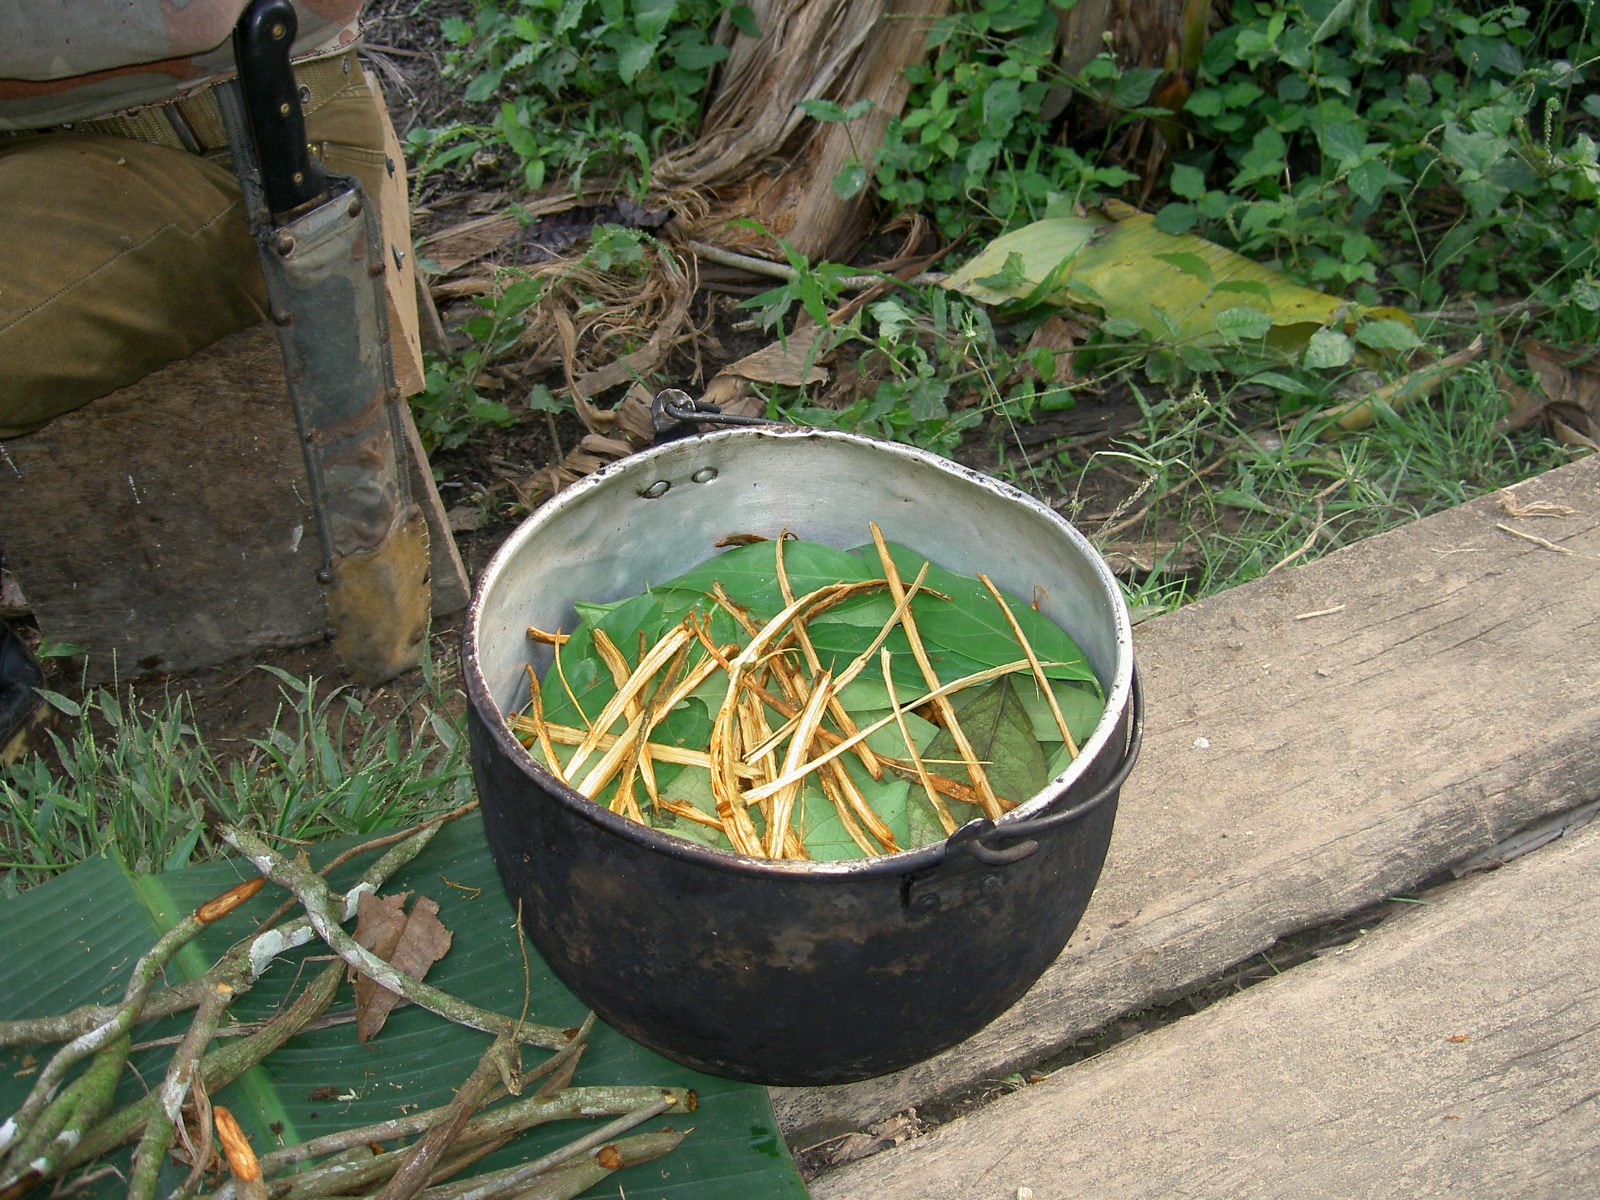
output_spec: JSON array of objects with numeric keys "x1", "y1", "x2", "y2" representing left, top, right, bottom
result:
[
  {"x1": 943, "y1": 201, "x2": 1413, "y2": 354},
  {"x1": 0, "y1": 816, "x2": 809, "y2": 1199}
]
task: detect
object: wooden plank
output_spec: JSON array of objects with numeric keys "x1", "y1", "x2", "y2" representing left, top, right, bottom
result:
[
  {"x1": 775, "y1": 455, "x2": 1600, "y2": 1143},
  {"x1": 0, "y1": 324, "x2": 469, "y2": 681},
  {"x1": 813, "y1": 816, "x2": 1600, "y2": 1199}
]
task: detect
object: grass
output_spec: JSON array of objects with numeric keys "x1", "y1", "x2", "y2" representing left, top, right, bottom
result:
[{"x1": 0, "y1": 656, "x2": 473, "y2": 896}]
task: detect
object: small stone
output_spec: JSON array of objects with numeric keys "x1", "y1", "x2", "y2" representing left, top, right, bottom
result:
[
  {"x1": 1017, "y1": 1188, "x2": 1035, "y2": 1200},
  {"x1": 1194, "y1": 736, "x2": 1211, "y2": 749}
]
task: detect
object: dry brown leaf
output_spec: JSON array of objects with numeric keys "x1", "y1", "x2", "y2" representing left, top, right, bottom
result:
[
  {"x1": 1022, "y1": 315, "x2": 1089, "y2": 384},
  {"x1": 697, "y1": 374, "x2": 769, "y2": 417},
  {"x1": 721, "y1": 328, "x2": 831, "y2": 387},
  {"x1": 353, "y1": 892, "x2": 454, "y2": 1043},
  {"x1": 1510, "y1": 341, "x2": 1600, "y2": 450},
  {"x1": 578, "y1": 433, "x2": 637, "y2": 459}
]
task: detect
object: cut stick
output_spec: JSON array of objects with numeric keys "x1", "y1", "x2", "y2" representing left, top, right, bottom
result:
[
  {"x1": 870, "y1": 525, "x2": 1004, "y2": 820},
  {"x1": 710, "y1": 699, "x2": 765, "y2": 856},
  {"x1": 570, "y1": 644, "x2": 720, "y2": 798},
  {"x1": 882, "y1": 649, "x2": 956, "y2": 835},
  {"x1": 705, "y1": 581, "x2": 868, "y2": 857},
  {"x1": 729, "y1": 674, "x2": 1010, "y2": 812},
  {"x1": 765, "y1": 669, "x2": 834, "y2": 858},
  {"x1": 978, "y1": 573, "x2": 1080, "y2": 761},
  {"x1": 657, "y1": 796, "x2": 726, "y2": 830},
  {"x1": 520, "y1": 665, "x2": 567, "y2": 786},
  {"x1": 612, "y1": 641, "x2": 690, "y2": 818},
  {"x1": 775, "y1": 535, "x2": 884, "y2": 781},
  {"x1": 563, "y1": 625, "x2": 695, "y2": 780},
  {"x1": 827, "y1": 560, "x2": 931, "y2": 694},
  {"x1": 741, "y1": 659, "x2": 1047, "y2": 803},
  {"x1": 815, "y1": 762, "x2": 884, "y2": 856},
  {"x1": 746, "y1": 559, "x2": 931, "y2": 764},
  {"x1": 509, "y1": 719, "x2": 763, "y2": 781},
  {"x1": 591, "y1": 628, "x2": 633, "y2": 690}
]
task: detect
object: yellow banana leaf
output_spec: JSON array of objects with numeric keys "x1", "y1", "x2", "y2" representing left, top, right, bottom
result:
[{"x1": 943, "y1": 200, "x2": 1412, "y2": 354}]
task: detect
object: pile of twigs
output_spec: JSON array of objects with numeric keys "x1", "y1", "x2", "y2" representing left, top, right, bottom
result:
[
  {"x1": 510, "y1": 524, "x2": 1082, "y2": 859},
  {"x1": 0, "y1": 814, "x2": 693, "y2": 1200}
]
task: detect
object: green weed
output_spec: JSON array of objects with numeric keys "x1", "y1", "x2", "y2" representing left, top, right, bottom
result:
[
  {"x1": 410, "y1": 0, "x2": 749, "y2": 195},
  {"x1": 0, "y1": 659, "x2": 471, "y2": 895}
]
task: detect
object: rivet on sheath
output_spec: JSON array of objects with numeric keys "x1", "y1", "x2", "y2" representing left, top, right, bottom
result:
[
  {"x1": 275, "y1": 232, "x2": 295, "y2": 256},
  {"x1": 272, "y1": 310, "x2": 294, "y2": 327},
  {"x1": 691, "y1": 467, "x2": 717, "y2": 483},
  {"x1": 347, "y1": 196, "x2": 364, "y2": 218},
  {"x1": 639, "y1": 480, "x2": 671, "y2": 499}
]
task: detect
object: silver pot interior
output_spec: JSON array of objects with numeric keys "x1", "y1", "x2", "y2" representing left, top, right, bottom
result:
[{"x1": 468, "y1": 427, "x2": 1134, "y2": 824}]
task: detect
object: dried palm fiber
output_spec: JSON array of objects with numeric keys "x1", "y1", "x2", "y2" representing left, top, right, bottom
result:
[{"x1": 656, "y1": 0, "x2": 951, "y2": 262}]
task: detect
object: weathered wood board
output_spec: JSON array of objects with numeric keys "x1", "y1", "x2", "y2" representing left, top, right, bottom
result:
[
  {"x1": 776, "y1": 454, "x2": 1600, "y2": 1145},
  {"x1": 0, "y1": 324, "x2": 469, "y2": 681},
  {"x1": 814, "y1": 815, "x2": 1600, "y2": 1199}
]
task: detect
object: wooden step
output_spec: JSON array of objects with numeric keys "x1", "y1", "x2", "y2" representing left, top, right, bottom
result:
[
  {"x1": 812, "y1": 814, "x2": 1600, "y2": 1198},
  {"x1": 777, "y1": 454, "x2": 1600, "y2": 1149}
]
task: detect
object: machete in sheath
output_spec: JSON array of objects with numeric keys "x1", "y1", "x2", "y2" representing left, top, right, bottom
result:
[{"x1": 220, "y1": 0, "x2": 429, "y2": 684}]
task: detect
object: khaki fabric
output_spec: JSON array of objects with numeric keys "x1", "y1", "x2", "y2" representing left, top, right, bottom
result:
[
  {"x1": 0, "y1": 66, "x2": 390, "y2": 439},
  {"x1": 0, "y1": 1, "x2": 360, "y2": 131}
]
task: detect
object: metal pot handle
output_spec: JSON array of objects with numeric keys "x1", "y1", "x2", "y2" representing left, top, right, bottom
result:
[
  {"x1": 651, "y1": 388, "x2": 785, "y2": 441},
  {"x1": 949, "y1": 667, "x2": 1145, "y2": 867}
]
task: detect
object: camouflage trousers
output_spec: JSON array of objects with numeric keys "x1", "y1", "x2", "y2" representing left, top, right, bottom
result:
[{"x1": 0, "y1": 58, "x2": 392, "y2": 439}]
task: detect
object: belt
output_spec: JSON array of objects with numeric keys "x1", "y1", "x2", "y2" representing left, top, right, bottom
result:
[{"x1": 50, "y1": 49, "x2": 357, "y2": 154}]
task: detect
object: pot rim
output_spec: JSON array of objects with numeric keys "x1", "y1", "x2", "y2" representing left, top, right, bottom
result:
[{"x1": 463, "y1": 425, "x2": 1135, "y2": 879}]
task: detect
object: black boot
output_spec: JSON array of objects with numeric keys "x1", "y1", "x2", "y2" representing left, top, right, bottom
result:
[{"x1": 0, "y1": 622, "x2": 43, "y2": 764}]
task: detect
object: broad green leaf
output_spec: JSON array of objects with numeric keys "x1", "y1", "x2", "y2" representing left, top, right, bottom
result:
[
  {"x1": 1215, "y1": 305, "x2": 1274, "y2": 342},
  {"x1": 942, "y1": 202, "x2": 1416, "y2": 356},
  {"x1": 1154, "y1": 250, "x2": 1214, "y2": 287},
  {"x1": 1169, "y1": 162, "x2": 1207, "y2": 200},
  {"x1": 728, "y1": 3, "x2": 761, "y2": 37},
  {"x1": 652, "y1": 539, "x2": 877, "y2": 620},
  {"x1": 0, "y1": 820, "x2": 808, "y2": 1200},
  {"x1": 925, "y1": 676, "x2": 1050, "y2": 810},
  {"x1": 1303, "y1": 327, "x2": 1356, "y2": 368},
  {"x1": 1353, "y1": 318, "x2": 1422, "y2": 351},
  {"x1": 1014, "y1": 678, "x2": 1106, "y2": 751},
  {"x1": 633, "y1": 0, "x2": 677, "y2": 42},
  {"x1": 832, "y1": 162, "x2": 868, "y2": 199},
  {"x1": 797, "y1": 766, "x2": 913, "y2": 861},
  {"x1": 1315, "y1": 117, "x2": 1366, "y2": 165},
  {"x1": 872, "y1": 543, "x2": 1098, "y2": 686},
  {"x1": 1110, "y1": 66, "x2": 1164, "y2": 108},
  {"x1": 906, "y1": 788, "x2": 981, "y2": 854}
]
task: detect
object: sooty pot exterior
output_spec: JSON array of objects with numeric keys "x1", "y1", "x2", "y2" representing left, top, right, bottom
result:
[{"x1": 463, "y1": 427, "x2": 1137, "y2": 1085}]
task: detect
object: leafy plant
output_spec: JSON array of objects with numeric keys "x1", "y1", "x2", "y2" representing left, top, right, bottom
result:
[
  {"x1": 1161, "y1": 0, "x2": 1600, "y2": 318},
  {"x1": 872, "y1": 0, "x2": 1144, "y2": 234},
  {"x1": 0, "y1": 658, "x2": 471, "y2": 895},
  {"x1": 411, "y1": 0, "x2": 753, "y2": 194},
  {"x1": 413, "y1": 273, "x2": 546, "y2": 453}
]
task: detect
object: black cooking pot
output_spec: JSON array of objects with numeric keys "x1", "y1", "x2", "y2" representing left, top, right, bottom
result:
[{"x1": 464, "y1": 427, "x2": 1140, "y2": 1085}]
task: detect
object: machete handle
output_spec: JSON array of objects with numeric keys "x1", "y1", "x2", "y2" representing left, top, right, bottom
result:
[{"x1": 233, "y1": 0, "x2": 329, "y2": 214}]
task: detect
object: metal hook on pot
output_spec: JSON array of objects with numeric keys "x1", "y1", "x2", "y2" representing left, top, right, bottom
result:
[
  {"x1": 952, "y1": 668, "x2": 1145, "y2": 867},
  {"x1": 651, "y1": 388, "x2": 784, "y2": 442}
]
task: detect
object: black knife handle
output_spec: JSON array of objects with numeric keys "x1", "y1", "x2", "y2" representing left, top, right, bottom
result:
[{"x1": 233, "y1": 0, "x2": 329, "y2": 213}]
